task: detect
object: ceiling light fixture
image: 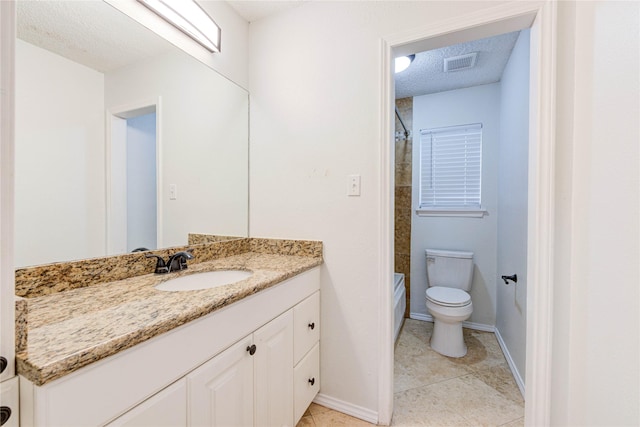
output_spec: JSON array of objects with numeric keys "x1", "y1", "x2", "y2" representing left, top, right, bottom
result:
[
  {"x1": 137, "y1": 0, "x2": 221, "y2": 53},
  {"x1": 395, "y1": 54, "x2": 415, "y2": 73}
]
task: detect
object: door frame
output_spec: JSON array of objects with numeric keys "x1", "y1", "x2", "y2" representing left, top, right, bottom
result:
[
  {"x1": 106, "y1": 98, "x2": 163, "y2": 255},
  {"x1": 377, "y1": 1, "x2": 557, "y2": 425},
  {"x1": 0, "y1": 0, "x2": 16, "y2": 382}
]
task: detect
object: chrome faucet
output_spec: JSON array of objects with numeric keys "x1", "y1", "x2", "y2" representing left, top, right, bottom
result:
[{"x1": 146, "y1": 249, "x2": 194, "y2": 274}]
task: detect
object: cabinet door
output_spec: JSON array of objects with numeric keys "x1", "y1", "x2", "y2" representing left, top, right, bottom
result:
[
  {"x1": 254, "y1": 310, "x2": 294, "y2": 427},
  {"x1": 187, "y1": 336, "x2": 254, "y2": 427},
  {"x1": 106, "y1": 379, "x2": 187, "y2": 427}
]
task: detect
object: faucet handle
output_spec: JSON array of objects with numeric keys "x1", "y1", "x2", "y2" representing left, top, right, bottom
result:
[{"x1": 146, "y1": 253, "x2": 169, "y2": 274}]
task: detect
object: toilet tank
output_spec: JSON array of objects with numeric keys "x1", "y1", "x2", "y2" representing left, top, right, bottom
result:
[{"x1": 425, "y1": 249, "x2": 474, "y2": 291}]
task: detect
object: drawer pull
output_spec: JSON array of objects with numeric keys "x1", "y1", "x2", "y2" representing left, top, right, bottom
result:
[
  {"x1": 308, "y1": 378, "x2": 315, "y2": 386},
  {"x1": 246, "y1": 344, "x2": 257, "y2": 356},
  {"x1": 308, "y1": 322, "x2": 315, "y2": 330}
]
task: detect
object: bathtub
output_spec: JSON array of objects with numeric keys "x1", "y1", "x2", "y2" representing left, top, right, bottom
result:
[{"x1": 394, "y1": 273, "x2": 406, "y2": 342}]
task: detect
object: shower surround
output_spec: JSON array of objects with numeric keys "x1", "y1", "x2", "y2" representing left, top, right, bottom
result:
[{"x1": 395, "y1": 97, "x2": 412, "y2": 318}]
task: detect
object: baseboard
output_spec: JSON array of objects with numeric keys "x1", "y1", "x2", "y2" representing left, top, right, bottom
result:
[
  {"x1": 494, "y1": 327, "x2": 526, "y2": 398},
  {"x1": 409, "y1": 312, "x2": 494, "y2": 332},
  {"x1": 462, "y1": 320, "x2": 494, "y2": 332},
  {"x1": 409, "y1": 312, "x2": 431, "y2": 322},
  {"x1": 313, "y1": 393, "x2": 378, "y2": 424}
]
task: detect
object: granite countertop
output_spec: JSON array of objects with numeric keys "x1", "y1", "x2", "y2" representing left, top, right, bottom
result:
[{"x1": 17, "y1": 250, "x2": 322, "y2": 386}]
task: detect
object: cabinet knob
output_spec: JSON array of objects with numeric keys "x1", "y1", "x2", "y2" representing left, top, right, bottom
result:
[
  {"x1": 0, "y1": 357, "x2": 6, "y2": 374},
  {"x1": 308, "y1": 322, "x2": 315, "y2": 330},
  {"x1": 246, "y1": 344, "x2": 257, "y2": 356},
  {"x1": 308, "y1": 378, "x2": 315, "y2": 386},
  {"x1": 0, "y1": 406, "x2": 11, "y2": 426}
]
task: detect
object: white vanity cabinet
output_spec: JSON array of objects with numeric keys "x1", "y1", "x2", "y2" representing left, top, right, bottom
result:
[
  {"x1": 20, "y1": 267, "x2": 320, "y2": 427},
  {"x1": 293, "y1": 292, "x2": 320, "y2": 422},
  {"x1": 186, "y1": 292, "x2": 320, "y2": 427},
  {"x1": 188, "y1": 310, "x2": 294, "y2": 426},
  {"x1": 188, "y1": 335, "x2": 255, "y2": 427},
  {"x1": 106, "y1": 379, "x2": 187, "y2": 427}
]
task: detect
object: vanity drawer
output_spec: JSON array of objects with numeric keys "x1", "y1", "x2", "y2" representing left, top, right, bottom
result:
[
  {"x1": 294, "y1": 291, "x2": 320, "y2": 363},
  {"x1": 293, "y1": 342, "x2": 319, "y2": 423}
]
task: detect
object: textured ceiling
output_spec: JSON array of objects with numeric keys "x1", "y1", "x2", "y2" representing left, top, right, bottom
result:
[
  {"x1": 17, "y1": 0, "x2": 173, "y2": 73},
  {"x1": 395, "y1": 31, "x2": 520, "y2": 99}
]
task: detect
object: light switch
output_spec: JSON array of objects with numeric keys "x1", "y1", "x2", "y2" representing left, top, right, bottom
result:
[
  {"x1": 169, "y1": 184, "x2": 177, "y2": 200},
  {"x1": 347, "y1": 174, "x2": 361, "y2": 196}
]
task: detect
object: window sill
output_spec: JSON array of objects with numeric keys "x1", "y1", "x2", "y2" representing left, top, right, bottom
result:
[{"x1": 416, "y1": 208, "x2": 488, "y2": 218}]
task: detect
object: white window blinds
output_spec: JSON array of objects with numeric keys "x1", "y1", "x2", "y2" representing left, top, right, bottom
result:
[{"x1": 419, "y1": 123, "x2": 482, "y2": 209}]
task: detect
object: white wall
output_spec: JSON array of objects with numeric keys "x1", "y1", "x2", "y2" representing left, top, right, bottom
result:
[
  {"x1": 15, "y1": 39, "x2": 105, "y2": 267},
  {"x1": 198, "y1": 0, "x2": 249, "y2": 88},
  {"x1": 249, "y1": 1, "x2": 639, "y2": 424},
  {"x1": 105, "y1": 49, "x2": 249, "y2": 248},
  {"x1": 247, "y1": 0, "x2": 514, "y2": 419},
  {"x1": 410, "y1": 84, "x2": 501, "y2": 327},
  {"x1": 496, "y1": 29, "x2": 529, "y2": 386},
  {"x1": 551, "y1": 2, "x2": 639, "y2": 424}
]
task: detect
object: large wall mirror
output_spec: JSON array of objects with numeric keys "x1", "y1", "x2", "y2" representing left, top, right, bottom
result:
[{"x1": 15, "y1": 0, "x2": 249, "y2": 267}]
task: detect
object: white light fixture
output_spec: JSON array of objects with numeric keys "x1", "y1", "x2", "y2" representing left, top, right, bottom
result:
[
  {"x1": 137, "y1": 0, "x2": 221, "y2": 53},
  {"x1": 395, "y1": 54, "x2": 415, "y2": 73}
]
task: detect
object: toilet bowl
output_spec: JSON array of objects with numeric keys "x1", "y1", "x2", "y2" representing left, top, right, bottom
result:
[
  {"x1": 426, "y1": 287, "x2": 473, "y2": 357},
  {"x1": 425, "y1": 249, "x2": 474, "y2": 357}
]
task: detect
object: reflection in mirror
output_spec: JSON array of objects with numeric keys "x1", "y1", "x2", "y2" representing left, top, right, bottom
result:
[
  {"x1": 115, "y1": 109, "x2": 158, "y2": 253},
  {"x1": 15, "y1": 0, "x2": 249, "y2": 267}
]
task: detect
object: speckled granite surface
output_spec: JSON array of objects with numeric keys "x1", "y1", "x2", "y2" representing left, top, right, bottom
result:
[
  {"x1": 16, "y1": 238, "x2": 322, "y2": 386},
  {"x1": 188, "y1": 233, "x2": 243, "y2": 244},
  {"x1": 251, "y1": 238, "x2": 323, "y2": 257},
  {"x1": 15, "y1": 238, "x2": 251, "y2": 298}
]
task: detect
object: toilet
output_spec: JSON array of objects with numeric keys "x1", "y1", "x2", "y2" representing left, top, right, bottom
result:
[{"x1": 425, "y1": 249, "x2": 474, "y2": 357}]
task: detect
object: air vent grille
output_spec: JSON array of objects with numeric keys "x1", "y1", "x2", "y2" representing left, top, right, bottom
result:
[{"x1": 444, "y1": 52, "x2": 478, "y2": 72}]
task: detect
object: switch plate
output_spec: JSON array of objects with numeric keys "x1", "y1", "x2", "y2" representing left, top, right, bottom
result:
[
  {"x1": 169, "y1": 184, "x2": 177, "y2": 200},
  {"x1": 347, "y1": 174, "x2": 361, "y2": 196}
]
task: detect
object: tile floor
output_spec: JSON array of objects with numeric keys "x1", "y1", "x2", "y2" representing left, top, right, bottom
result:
[{"x1": 297, "y1": 319, "x2": 524, "y2": 426}]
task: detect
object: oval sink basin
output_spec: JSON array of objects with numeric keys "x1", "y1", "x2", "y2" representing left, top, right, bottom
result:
[{"x1": 155, "y1": 270, "x2": 253, "y2": 292}]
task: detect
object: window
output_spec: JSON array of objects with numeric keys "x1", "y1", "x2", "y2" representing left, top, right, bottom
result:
[{"x1": 417, "y1": 123, "x2": 486, "y2": 217}]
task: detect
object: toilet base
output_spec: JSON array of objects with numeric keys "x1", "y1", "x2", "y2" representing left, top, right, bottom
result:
[{"x1": 430, "y1": 318, "x2": 467, "y2": 358}]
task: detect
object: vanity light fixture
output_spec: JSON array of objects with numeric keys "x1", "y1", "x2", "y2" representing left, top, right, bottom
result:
[
  {"x1": 394, "y1": 54, "x2": 415, "y2": 73},
  {"x1": 137, "y1": 0, "x2": 221, "y2": 52}
]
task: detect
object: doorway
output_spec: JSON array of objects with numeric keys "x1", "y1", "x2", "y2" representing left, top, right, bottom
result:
[
  {"x1": 107, "y1": 101, "x2": 162, "y2": 255},
  {"x1": 379, "y1": 3, "x2": 557, "y2": 425},
  {"x1": 124, "y1": 112, "x2": 157, "y2": 252},
  {"x1": 391, "y1": 28, "x2": 530, "y2": 427}
]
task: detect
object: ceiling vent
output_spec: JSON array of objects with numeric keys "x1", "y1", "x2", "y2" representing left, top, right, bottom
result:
[{"x1": 444, "y1": 52, "x2": 478, "y2": 72}]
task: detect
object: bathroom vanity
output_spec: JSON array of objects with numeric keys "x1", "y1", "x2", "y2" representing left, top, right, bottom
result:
[{"x1": 16, "y1": 239, "x2": 322, "y2": 426}]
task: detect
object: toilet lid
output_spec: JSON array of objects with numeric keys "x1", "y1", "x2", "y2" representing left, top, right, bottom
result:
[{"x1": 426, "y1": 287, "x2": 471, "y2": 307}]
